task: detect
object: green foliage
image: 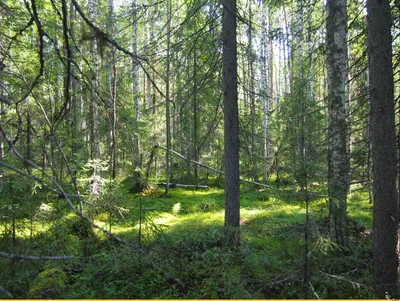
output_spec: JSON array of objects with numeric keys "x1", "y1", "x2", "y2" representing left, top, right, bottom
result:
[{"x1": 0, "y1": 184, "x2": 375, "y2": 299}]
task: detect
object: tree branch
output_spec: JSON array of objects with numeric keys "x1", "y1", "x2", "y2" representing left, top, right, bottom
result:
[
  {"x1": 0, "y1": 252, "x2": 74, "y2": 261},
  {"x1": 0, "y1": 285, "x2": 13, "y2": 298},
  {"x1": 155, "y1": 144, "x2": 274, "y2": 189}
]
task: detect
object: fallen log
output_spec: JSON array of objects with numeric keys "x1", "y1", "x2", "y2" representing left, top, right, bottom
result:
[
  {"x1": 155, "y1": 144, "x2": 274, "y2": 189},
  {"x1": 150, "y1": 182, "x2": 209, "y2": 189}
]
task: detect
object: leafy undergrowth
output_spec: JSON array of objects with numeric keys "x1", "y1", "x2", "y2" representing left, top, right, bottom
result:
[{"x1": 0, "y1": 181, "x2": 374, "y2": 299}]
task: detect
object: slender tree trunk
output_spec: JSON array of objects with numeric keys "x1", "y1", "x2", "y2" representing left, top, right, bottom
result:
[
  {"x1": 165, "y1": 0, "x2": 172, "y2": 194},
  {"x1": 223, "y1": 0, "x2": 240, "y2": 247},
  {"x1": 109, "y1": 0, "x2": 117, "y2": 179},
  {"x1": 260, "y1": 1, "x2": 269, "y2": 182},
  {"x1": 89, "y1": 0, "x2": 100, "y2": 161},
  {"x1": 89, "y1": 0, "x2": 100, "y2": 194},
  {"x1": 26, "y1": 113, "x2": 32, "y2": 174},
  {"x1": 248, "y1": 0, "x2": 257, "y2": 182},
  {"x1": 132, "y1": 0, "x2": 142, "y2": 189},
  {"x1": 367, "y1": 0, "x2": 399, "y2": 297},
  {"x1": 327, "y1": 0, "x2": 349, "y2": 246},
  {"x1": 193, "y1": 46, "x2": 199, "y2": 185},
  {"x1": 70, "y1": 0, "x2": 78, "y2": 161}
]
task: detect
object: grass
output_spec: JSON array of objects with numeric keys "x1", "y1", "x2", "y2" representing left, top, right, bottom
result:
[{"x1": 0, "y1": 181, "x2": 374, "y2": 299}]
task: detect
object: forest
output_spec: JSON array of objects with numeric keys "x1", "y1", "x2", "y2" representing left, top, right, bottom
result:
[{"x1": 0, "y1": 0, "x2": 399, "y2": 298}]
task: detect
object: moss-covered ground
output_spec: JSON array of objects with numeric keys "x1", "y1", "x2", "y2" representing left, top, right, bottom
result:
[{"x1": 0, "y1": 180, "x2": 373, "y2": 299}]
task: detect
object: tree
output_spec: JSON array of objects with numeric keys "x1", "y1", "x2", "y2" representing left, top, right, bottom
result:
[
  {"x1": 326, "y1": 0, "x2": 349, "y2": 246},
  {"x1": 223, "y1": 0, "x2": 240, "y2": 246},
  {"x1": 165, "y1": 0, "x2": 172, "y2": 194},
  {"x1": 89, "y1": 0, "x2": 101, "y2": 194},
  {"x1": 132, "y1": 0, "x2": 142, "y2": 190},
  {"x1": 367, "y1": 0, "x2": 399, "y2": 297}
]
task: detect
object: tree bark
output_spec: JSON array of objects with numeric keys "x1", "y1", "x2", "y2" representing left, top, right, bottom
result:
[
  {"x1": 193, "y1": 45, "x2": 199, "y2": 185},
  {"x1": 260, "y1": 1, "x2": 269, "y2": 182},
  {"x1": 70, "y1": 0, "x2": 78, "y2": 159},
  {"x1": 89, "y1": 0, "x2": 100, "y2": 161},
  {"x1": 367, "y1": 0, "x2": 399, "y2": 297},
  {"x1": 223, "y1": 0, "x2": 240, "y2": 247},
  {"x1": 164, "y1": 0, "x2": 172, "y2": 194},
  {"x1": 89, "y1": 0, "x2": 100, "y2": 195},
  {"x1": 132, "y1": 0, "x2": 142, "y2": 189},
  {"x1": 327, "y1": 0, "x2": 349, "y2": 246},
  {"x1": 108, "y1": 0, "x2": 117, "y2": 179}
]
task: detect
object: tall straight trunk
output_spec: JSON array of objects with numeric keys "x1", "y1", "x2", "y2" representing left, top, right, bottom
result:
[
  {"x1": 367, "y1": 0, "x2": 399, "y2": 297},
  {"x1": 165, "y1": 0, "x2": 172, "y2": 194},
  {"x1": 70, "y1": 0, "x2": 78, "y2": 158},
  {"x1": 193, "y1": 46, "x2": 199, "y2": 185},
  {"x1": 327, "y1": 0, "x2": 349, "y2": 246},
  {"x1": 89, "y1": 0, "x2": 100, "y2": 194},
  {"x1": 88, "y1": 2, "x2": 99, "y2": 159},
  {"x1": 89, "y1": 0, "x2": 100, "y2": 161},
  {"x1": 223, "y1": 0, "x2": 240, "y2": 247},
  {"x1": 132, "y1": 0, "x2": 142, "y2": 190},
  {"x1": 26, "y1": 113, "x2": 32, "y2": 174},
  {"x1": 260, "y1": 1, "x2": 269, "y2": 182},
  {"x1": 248, "y1": 0, "x2": 257, "y2": 182},
  {"x1": 109, "y1": 0, "x2": 117, "y2": 179}
]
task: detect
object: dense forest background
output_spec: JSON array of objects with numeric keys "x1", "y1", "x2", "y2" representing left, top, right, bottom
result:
[{"x1": 0, "y1": 0, "x2": 399, "y2": 298}]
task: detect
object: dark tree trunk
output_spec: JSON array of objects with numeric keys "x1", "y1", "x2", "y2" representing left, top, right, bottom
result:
[
  {"x1": 367, "y1": 0, "x2": 399, "y2": 297},
  {"x1": 223, "y1": 0, "x2": 240, "y2": 247}
]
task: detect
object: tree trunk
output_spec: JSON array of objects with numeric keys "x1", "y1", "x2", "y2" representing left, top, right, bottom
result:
[
  {"x1": 88, "y1": 0, "x2": 100, "y2": 195},
  {"x1": 89, "y1": 0, "x2": 100, "y2": 161},
  {"x1": 165, "y1": 0, "x2": 172, "y2": 194},
  {"x1": 70, "y1": 0, "x2": 78, "y2": 161},
  {"x1": 247, "y1": 0, "x2": 257, "y2": 182},
  {"x1": 223, "y1": 0, "x2": 240, "y2": 247},
  {"x1": 193, "y1": 46, "x2": 199, "y2": 185},
  {"x1": 367, "y1": 0, "x2": 399, "y2": 297},
  {"x1": 132, "y1": 0, "x2": 142, "y2": 189},
  {"x1": 260, "y1": 1, "x2": 269, "y2": 182},
  {"x1": 327, "y1": 0, "x2": 349, "y2": 246},
  {"x1": 26, "y1": 113, "x2": 32, "y2": 174}
]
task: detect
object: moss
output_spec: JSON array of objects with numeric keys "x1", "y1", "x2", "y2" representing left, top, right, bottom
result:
[
  {"x1": 66, "y1": 216, "x2": 95, "y2": 239},
  {"x1": 28, "y1": 268, "x2": 67, "y2": 299}
]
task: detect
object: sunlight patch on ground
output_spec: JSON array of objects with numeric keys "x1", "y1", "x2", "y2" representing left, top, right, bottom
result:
[{"x1": 8, "y1": 219, "x2": 52, "y2": 239}]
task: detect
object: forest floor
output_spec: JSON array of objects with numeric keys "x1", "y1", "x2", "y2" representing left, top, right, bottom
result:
[{"x1": 0, "y1": 179, "x2": 374, "y2": 299}]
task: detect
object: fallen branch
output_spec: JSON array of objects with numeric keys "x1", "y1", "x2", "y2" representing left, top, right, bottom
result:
[
  {"x1": 0, "y1": 124, "x2": 185, "y2": 290},
  {"x1": 155, "y1": 145, "x2": 274, "y2": 189},
  {"x1": 0, "y1": 252, "x2": 74, "y2": 261},
  {"x1": 316, "y1": 269, "x2": 370, "y2": 290},
  {"x1": 0, "y1": 285, "x2": 12, "y2": 298},
  {"x1": 151, "y1": 182, "x2": 208, "y2": 189}
]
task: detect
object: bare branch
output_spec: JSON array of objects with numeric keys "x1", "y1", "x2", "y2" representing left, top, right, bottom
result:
[
  {"x1": 70, "y1": 0, "x2": 167, "y2": 100},
  {"x1": 0, "y1": 285, "x2": 13, "y2": 298},
  {"x1": 0, "y1": 252, "x2": 74, "y2": 261},
  {"x1": 156, "y1": 144, "x2": 274, "y2": 189},
  {"x1": 0, "y1": 124, "x2": 185, "y2": 290}
]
